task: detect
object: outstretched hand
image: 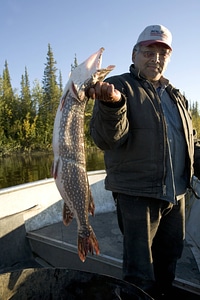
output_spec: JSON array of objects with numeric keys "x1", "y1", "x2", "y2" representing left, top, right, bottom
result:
[{"x1": 88, "y1": 81, "x2": 121, "y2": 103}]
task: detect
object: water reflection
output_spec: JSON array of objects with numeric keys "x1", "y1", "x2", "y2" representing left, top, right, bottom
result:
[{"x1": 0, "y1": 149, "x2": 105, "y2": 188}]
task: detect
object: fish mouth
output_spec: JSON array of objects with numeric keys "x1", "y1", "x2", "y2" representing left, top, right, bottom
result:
[
  {"x1": 95, "y1": 47, "x2": 104, "y2": 71},
  {"x1": 70, "y1": 48, "x2": 115, "y2": 101},
  {"x1": 96, "y1": 48, "x2": 115, "y2": 73},
  {"x1": 105, "y1": 65, "x2": 115, "y2": 71},
  {"x1": 98, "y1": 47, "x2": 105, "y2": 64},
  {"x1": 85, "y1": 47, "x2": 104, "y2": 71}
]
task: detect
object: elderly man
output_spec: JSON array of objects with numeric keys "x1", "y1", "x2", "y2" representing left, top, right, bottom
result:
[{"x1": 89, "y1": 24, "x2": 200, "y2": 299}]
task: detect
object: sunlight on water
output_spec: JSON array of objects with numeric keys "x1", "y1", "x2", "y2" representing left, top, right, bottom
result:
[{"x1": 0, "y1": 149, "x2": 105, "y2": 188}]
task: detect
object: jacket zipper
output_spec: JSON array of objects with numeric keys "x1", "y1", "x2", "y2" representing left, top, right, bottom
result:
[
  {"x1": 148, "y1": 83, "x2": 168, "y2": 196},
  {"x1": 157, "y1": 88, "x2": 177, "y2": 202},
  {"x1": 159, "y1": 105, "x2": 168, "y2": 196}
]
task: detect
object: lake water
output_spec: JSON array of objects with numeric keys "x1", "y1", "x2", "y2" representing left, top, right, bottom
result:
[{"x1": 0, "y1": 149, "x2": 105, "y2": 189}]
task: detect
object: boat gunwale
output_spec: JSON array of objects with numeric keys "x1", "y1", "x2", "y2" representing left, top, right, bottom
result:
[{"x1": 0, "y1": 170, "x2": 106, "y2": 195}]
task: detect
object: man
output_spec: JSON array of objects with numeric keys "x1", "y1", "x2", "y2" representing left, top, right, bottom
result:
[{"x1": 89, "y1": 25, "x2": 200, "y2": 299}]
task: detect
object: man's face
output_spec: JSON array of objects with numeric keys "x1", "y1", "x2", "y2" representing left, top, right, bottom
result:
[{"x1": 132, "y1": 43, "x2": 171, "y2": 82}]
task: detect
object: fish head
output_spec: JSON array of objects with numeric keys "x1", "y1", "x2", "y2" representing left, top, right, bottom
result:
[{"x1": 69, "y1": 47, "x2": 115, "y2": 101}]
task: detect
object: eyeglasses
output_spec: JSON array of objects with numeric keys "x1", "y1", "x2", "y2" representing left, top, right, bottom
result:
[{"x1": 139, "y1": 50, "x2": 170, "y2": 60}]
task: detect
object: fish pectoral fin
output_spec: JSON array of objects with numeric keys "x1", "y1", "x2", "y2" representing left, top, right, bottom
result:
[
  {"x1": 63, "y1": 202, "x2": 74, "y2": 226},
  {"x1": 51, "y1": 162, "x2": 55, "y2": 178},
  {"x1": 78, "y1": 226, "x2": 100, "y2": 262},
  {"x1": 88, "y1": 189, "x2": 95, "y2": 216},
  {"x1": 52, "y1": 158, "x2": 60, "y2": 179}
]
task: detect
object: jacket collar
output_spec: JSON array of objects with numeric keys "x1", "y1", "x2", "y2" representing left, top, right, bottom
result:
[{"x1": 129, "y1": 64, "x2": 169, "y2": 88}]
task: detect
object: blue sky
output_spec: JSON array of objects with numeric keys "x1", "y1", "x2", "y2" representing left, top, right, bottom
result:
[{"x1": 1, "y1": 0, "x2": 200, "y2": 104}]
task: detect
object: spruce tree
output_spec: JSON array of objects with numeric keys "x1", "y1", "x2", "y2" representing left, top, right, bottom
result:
[
  {"x1": 20, "y1": 67, "x2": 33, "y2": 119},
  {"x1": 37, "y1": 43, "x2": 61, "y2": 146},
  {"x1": 19, "y1": 67, "x2": 37, "y2": 150},
  {"x1": 1, "y1": 61, "x2": 17, "y2": 141}
]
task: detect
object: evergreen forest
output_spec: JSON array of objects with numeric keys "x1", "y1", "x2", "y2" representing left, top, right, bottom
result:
[
  {"x1": 0, "y1": 44, "x2": 94, "y2": 156},
  {"x1": 0, "y1": 43, "x2": 200, "y2": 157}
]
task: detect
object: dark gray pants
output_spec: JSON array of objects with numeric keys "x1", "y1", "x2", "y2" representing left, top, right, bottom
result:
[{"x1": 116, "y1": 194, "x2": 185, "y2": 294}]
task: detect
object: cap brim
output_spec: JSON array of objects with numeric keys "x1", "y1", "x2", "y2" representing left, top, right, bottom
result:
[{"x1": 139, "y1": 40, "x2": 172, "y2": 50}]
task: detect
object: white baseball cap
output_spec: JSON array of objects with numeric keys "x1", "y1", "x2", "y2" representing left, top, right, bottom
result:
[{"x1": 136, "y1": 25, "x2": 172, "y2": 50}]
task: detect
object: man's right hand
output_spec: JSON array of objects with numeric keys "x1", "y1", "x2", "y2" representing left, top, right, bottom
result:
[{"x1": 88, "y1": 81, "x2": 121, "y2": 103}]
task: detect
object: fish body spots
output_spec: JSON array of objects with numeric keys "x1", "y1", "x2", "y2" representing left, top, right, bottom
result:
[{"x1": 53, "y1": 48, "x2": 115, "y2": 261}]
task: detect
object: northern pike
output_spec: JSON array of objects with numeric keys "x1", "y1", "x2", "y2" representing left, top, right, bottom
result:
[{"x1": 52, "y1": 48, "x2": 115, "y2": 262}]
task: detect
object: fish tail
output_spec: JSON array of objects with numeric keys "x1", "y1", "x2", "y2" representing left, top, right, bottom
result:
[
  {"x1": 78, "y1": 226, "x2": 100, "y2": 262},
  {"x1": 63, "y1": 202, "x2": 74, "y2": 226}
]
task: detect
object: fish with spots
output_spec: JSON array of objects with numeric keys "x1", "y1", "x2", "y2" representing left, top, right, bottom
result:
[{"x1": 52, "y1": 48, "x2": 115, "y2": 262}]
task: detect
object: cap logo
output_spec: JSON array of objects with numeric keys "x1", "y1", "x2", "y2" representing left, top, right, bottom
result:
[{"x1": 150, "y1": 29, "x2": 167, "y2": 39}]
